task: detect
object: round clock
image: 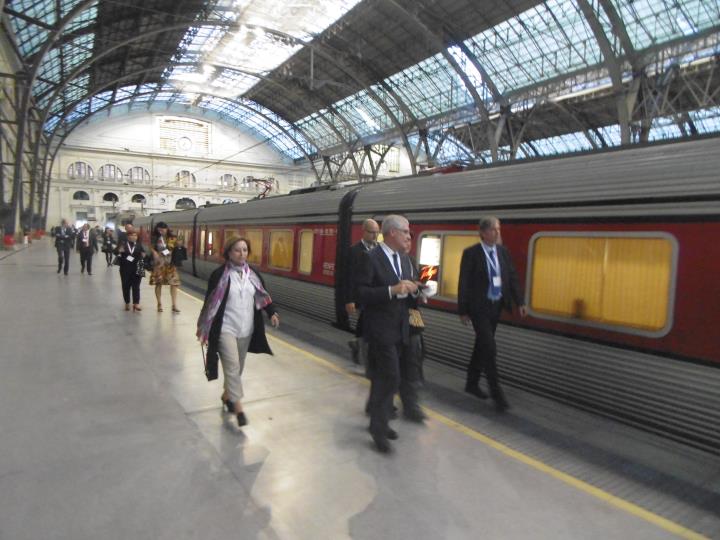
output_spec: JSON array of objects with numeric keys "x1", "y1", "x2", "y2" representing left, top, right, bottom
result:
[{"x1": 178, "y1": 136, "x2": 192, "y2": 151}]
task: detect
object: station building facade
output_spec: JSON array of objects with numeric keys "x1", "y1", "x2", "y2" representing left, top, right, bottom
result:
[{"x1": 48, "y1": 112, "x2": 317, "y2": 229}]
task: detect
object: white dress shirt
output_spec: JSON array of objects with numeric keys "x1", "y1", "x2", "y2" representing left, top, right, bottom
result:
[{"x1": 221, "y1": 268, "x2": 256, "y2": 338}]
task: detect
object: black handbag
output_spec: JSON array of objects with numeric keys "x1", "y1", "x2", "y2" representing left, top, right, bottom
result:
[
  {"x1": 112, "y1": 255, "x2": 120, "y2": 266},
  {"x1": 143, "y1": 253, "x2": 154, "y2": 271}
]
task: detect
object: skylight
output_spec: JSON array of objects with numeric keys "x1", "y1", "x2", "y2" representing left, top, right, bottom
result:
[{"x1": 169, "y1": 0, "x2": 363, "y2": 97}]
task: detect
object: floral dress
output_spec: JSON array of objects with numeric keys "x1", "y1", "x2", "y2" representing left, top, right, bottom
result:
[{"x1": 149, "y1": 235, "x2": 181, "y2": 286}]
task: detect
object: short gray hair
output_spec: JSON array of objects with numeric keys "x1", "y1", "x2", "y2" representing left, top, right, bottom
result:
[
  {"x1": 479, "y1": 216, "x2": 499, "y2": 231},
  {"x1": 381, "y1": 214, "x2": 407, "y2": 235}
]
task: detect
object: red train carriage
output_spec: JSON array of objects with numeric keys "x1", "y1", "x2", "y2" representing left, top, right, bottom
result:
[{"x1": 134, "y1": 137, "x2": 720, "y2": 453}]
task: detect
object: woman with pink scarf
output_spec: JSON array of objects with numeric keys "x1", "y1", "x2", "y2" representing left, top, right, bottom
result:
[{"x1": 197, "y1": 237, "x2": 280, "y2": 427}]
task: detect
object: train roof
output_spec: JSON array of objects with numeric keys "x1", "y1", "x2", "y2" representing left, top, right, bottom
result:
[
  {"x1": 352, "y1": 137, "x2": 720, "y2": 221},
  {"x1": 194, "y1": 186, "x2": 353, "y2": 225}
]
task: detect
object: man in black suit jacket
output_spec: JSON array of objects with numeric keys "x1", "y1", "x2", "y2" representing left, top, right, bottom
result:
[
  {"x1": 344, "y1": 218, "x2": 380, "y2": 364},
  {"x1": 356, "y1": 215, "x2": 422, "y2": 453},
  {"x1": 54, "y1": 219, "x2": 75, "y2": 275},
  {"x1": 458, "y1": 217, "x2": 527, "y2": 412}
]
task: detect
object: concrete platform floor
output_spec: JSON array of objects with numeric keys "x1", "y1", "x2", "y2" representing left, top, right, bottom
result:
[{"x1": 0, "y1": 241, "x2": 718, "y2": 540}]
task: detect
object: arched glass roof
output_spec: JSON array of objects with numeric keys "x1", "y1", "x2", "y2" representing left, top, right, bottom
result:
[{"x1": 5, "y1": 0, "x2": 720, "y2": 166}]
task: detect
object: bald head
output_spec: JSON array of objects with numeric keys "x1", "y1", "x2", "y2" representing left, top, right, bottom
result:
[{"x1": 361, "y1": 218, "x2": 380, "y2": 246}]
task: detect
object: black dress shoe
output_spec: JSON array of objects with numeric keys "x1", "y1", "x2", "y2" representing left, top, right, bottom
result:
[
  {"x1": 236, "y1": 412, "x2": 248, "y2": 427},
  {"x1": 494, "y1": 399, "x2": 510, "y2": 413},
  {"x1": 221, "y1": 397, "x2": 234, "y2": 413},
  {"x1": 464, "y1": 385, "x2": 488, "y2": 400},
  {"x1": 368, "y1": 426, "x2": 398, "y2": 440},
  {"x1": 371, "y1": 432, "x2": 391, "y2": 453},
  {"x1": 403, "y1": 408, "x2": 427, "y2": 423}
]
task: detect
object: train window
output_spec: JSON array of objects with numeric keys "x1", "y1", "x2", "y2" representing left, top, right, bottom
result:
[
  {"x1": 245, "y1": 230, "x2": 263, "y2": 265},
  {"x1": 298, "y1": 230, "x2": 314, "y2": 274},
  {"x1": 224, "y1": 229, "x2": 240, "y2": 246},
  {"x1": 528, "y1": 233, "x2": 677, "y2": 335},
  {"x1": 417, "y1": 232, "x2": 478, "y2": 300},
  {"x1": 207, "y1": 229, "x2": 216, "y2": 256},
  {"x1": 199, "y1": 229, "x2": 206, "y2": 256},
  {"x1": 269, "y1": 230, "x2": 293, "y2": 270}
]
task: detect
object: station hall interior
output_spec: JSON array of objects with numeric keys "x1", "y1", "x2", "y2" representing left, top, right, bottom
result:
[{"x1": 1, "y1": 0, "x2": 720, "y2": 539}]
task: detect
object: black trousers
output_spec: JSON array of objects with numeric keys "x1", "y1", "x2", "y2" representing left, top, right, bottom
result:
[
  {"x1": 104, "y1": 250, "x2": 113, "y2": 265},
  {"x1": 56, "y1": 246, "x2": 70, "y2": 274},
  {"x1": 367, "y1": 339, "x2": 422, "y2": 435},
  {"x1": 120, "y1": 270, "x2": 142, "y2": 304},
  {"x1": 467, "y1": 302, "x2": 505, "y2": 401},
  {"x1": 79, "y1": 250, "x2": 93, "y2": 273}
]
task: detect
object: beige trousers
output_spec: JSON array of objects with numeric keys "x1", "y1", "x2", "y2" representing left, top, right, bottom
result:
[{"x1": 218, "y1": 333, "x2": 252, "y2": 402}]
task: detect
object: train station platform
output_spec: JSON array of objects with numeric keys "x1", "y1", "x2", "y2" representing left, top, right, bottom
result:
[{"x1": 1, "y1": 240, "x2": 719, "y2": 540}]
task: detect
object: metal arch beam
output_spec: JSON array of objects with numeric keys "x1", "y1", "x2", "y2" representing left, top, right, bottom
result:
[
  {"x1": 381, "y1": 0, "x2": 500, "y2": 162},
  {"x1": 327, "y1": 24, "x2": 423, "y2": 172},
  {"x1": 10, "y1": 0, "x2": 98, "y2": 237},
  {"x1": 576, "y1": 0, "x2": 633, "y2": 144},
  {"x1": 296, "y1": 38, "x2": 420, "y2": 175},
  {"x1": 595, "y1": 0, "x2": 639, "y2": 67}
]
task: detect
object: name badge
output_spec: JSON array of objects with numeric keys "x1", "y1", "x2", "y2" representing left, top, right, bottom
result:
[
  {"x1": 126, "y1": 255, "x2": 135, "y2": 262},
  {"x1": 161, "y1": 249, "x2": 170, "y2": 256},
  {"x1": 493, "y1": 276, "x2": 502, "y2": 287}
]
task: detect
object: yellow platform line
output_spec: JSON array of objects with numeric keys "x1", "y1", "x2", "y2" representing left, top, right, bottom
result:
[{"x1": 179, "y1": 289, "x2": 707, "y2": 540}]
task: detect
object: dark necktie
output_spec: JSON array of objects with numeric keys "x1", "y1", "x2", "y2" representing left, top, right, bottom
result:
[{"x1": 392, "y1": 253, "x2": 402, "y2": 279}]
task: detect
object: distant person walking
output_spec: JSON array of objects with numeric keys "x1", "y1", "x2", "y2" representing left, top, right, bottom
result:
[
  {"x1": 149, "y1": 222, "x2": 181, "y2": 313},
  {"x1": 76, "y1": 223, "x2": 98, "y2": 275},
  {"x1": 115, "y1": 229, "x2": 146, "y2": 312},
  {"x1": 101, "y1": 227, "x2": 115, "y2": 267},
  {"x1": 197, "y1": 237, "x2": 279, "y2": 427},
  {"x1": 54, "y1": 219, "x2": 75, "y2": 276}
]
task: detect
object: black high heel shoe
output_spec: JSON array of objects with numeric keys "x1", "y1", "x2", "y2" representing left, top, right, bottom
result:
[{"x1": 236, "y1": 412, "x2": 248, "y2": 427}]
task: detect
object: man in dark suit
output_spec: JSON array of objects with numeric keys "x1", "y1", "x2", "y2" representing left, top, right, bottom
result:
[
  {"x1": 344, "y1": 218, "x2": 380, "y2": 364},
  {"x1": 54, "y1": 219, "x2": 75, "y2": 275},
  {"x1": 458, "y1": 216, "x2": 527, "y2": 412},
  {"x1": 356, "y1": 214, "x2": 422, "y2": 453}
]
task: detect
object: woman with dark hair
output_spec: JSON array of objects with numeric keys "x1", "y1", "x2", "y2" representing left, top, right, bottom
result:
[
  {"x1": 101, "y1": 227, "x2": 115, "y2": 267},
  {"x1": 149, "y1": 221, "x2": 181, "y2": 313},
  {"x1": 197, "y1": 236, "x2": 280, "y2": 427}
]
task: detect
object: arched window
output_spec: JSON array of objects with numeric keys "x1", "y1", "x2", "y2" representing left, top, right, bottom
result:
[
  {"x1": 128, "y1": 166, "x2": 151, "y2": 185},
  {"x1": 67, "y1": 162, "x2": 94, "y2": 181},
  {"x1": 102, "y1": 192, "x2": 119, "y2": 203},
  {"x1": 98, "y1": 164, "x2": 123, "y2": 183},
  {"x1": 176, "y1": 170, "x2": 196, "y2": 188},
  {"x1": 219, "y1": 173, "x2": 237, "y2": 189},
  {"x1": 131, "y1": 194, "x2": 146, "y2": 204},
  {"x1": 175, "y1": 198, "x2": 197, "y2": 210},
  {"x1": 73, "y1": 190, "x2": 90, "y2": 200}
]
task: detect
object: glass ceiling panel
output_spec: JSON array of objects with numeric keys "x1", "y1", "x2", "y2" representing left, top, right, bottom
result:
[
  {"x1": 168, "y1": 0, "x2": 363, "y2": 98},
  {"x1": 612, "y1": 0, "x2": 720, "y2": 51},
  {"x1": 296, "y1": 113, "x2": 344, "y2": 150},
  {"x1": 463, "y1": 0, "x2": 601, "y2": 96},
  {"x1": 387, "y1": 53, "x2": 474, "y2": 120},
  {"x1": 520, "y1": 131, "x2": 594, "y2": 157},
  {"x1": 689, "y1": 107, "x2": 720, "y2": 134}
]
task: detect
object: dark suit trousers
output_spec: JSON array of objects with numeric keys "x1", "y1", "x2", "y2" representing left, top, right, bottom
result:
[
  {"x1": 367, "y1": 340, "x2": 421, "y2": 434},
  {"x1": 79, "y1": 250, "x2": 93, "y2": 273},
  {"x1": 467, "y1": 302, "x2": 505, "y2": 400},
  {"x1": 56, "y1": 246, "x2": 70, "y2": 274},
  {"x1": 120, "y1": 270, "x2": 141, "y2": 304}
]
